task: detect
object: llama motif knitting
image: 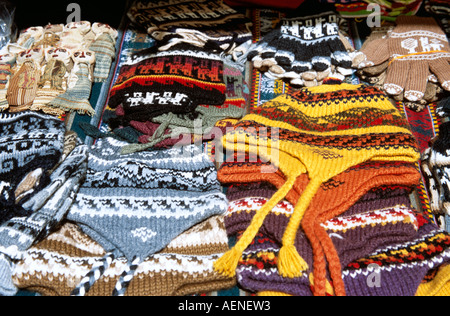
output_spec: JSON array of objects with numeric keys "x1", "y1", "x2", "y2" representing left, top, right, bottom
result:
[{"x1": 49, "y1": 49, "x2": 96, "y2": 116}]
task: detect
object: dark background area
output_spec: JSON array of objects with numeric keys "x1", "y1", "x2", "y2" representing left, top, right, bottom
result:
[{"x1": 7, "y1": 0, "x2": 128, "y2": 34}]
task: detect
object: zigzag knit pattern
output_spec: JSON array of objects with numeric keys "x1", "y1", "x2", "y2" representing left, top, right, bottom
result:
[
  {"x1": 67, "y1": 137, "x2": 228, "y2": 262},
  {"x1": 0, "y1": 111, "x2": 66, "y2": 220},
  {"x1": 108, "y1": 43, "x2": 226, "y2": 121}
]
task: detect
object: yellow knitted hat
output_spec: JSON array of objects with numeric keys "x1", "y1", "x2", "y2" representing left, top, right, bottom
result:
[{"x1": 214, "y1": 83, "x2": 420, "y2": 279}]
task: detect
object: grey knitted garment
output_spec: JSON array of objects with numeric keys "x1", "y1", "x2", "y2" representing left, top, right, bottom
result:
[
  {"x1": 67, "y1": 137, "x2": 228, "y2": 262},
  {"x1": 0, "y1": 111, "x2": 66, "y2": 223}
]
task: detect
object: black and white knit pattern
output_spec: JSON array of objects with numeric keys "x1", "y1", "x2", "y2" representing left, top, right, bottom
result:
[{"x1": 0, "y1": 111, "x2": 66, "y2": 222}]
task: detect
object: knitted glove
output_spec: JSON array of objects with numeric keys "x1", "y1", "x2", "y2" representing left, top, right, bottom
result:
[
  {"x1": 357, "y1": 16, "x2": 450, "y2": 102},
  {"x1": 249, "y1": 12, "x2": 353, "y2": 85}
]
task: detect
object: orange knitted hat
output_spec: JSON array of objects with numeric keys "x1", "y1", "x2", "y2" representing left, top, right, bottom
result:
[{"x1": 214, "y1": 83, "x2": 420, "y2": 285}]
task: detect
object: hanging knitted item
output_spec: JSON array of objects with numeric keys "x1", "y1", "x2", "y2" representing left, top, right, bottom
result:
[
  {"x1": 89, "y1": 23, "x2": 118, "y2": 83},
  {"x1": 214, "y1": 84, "x2": 420, "y2": 291},
  {"x1": 66, "y1": 137, "x2": 228, "y2": 296},
  {"x1": 30, "y1": 47, "x2": 71, "y2": 116},
  {"x1": 49, "y1": 49, "x2": 96, "y2": 116},
  {"x1": 7, "y1": 48, "x2": 44, "y2": 111}
]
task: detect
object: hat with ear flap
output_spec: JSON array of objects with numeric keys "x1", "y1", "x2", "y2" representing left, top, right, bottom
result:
[
  {"x1": 214, "y1": 83, "x2": 420, "y2": 284},
  {"x1": 67, "y1": 137, "x2": 228, "y2": 296}
]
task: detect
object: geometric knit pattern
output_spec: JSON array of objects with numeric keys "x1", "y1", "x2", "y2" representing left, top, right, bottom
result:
[
  {"x1": 67, "y1": 137, "x2": 228, "y2": 262},
  {"x1": 215, "y1": 83, "x2": 421, "y2": 291},
  {"x1": 357, "y1": 16, "x2": 450, "y2": 102},
  {"x1": 108, "y1": 43, "x2": 226, "y2": 125},
  {"x1": 12, "y1": 217, "x2": 235, "y2": 296},
  {"x1": 0, "y1": 111, "x2": 66, "y2": 222},
  {"x1": 127, "y1": 0, "x2": 253, "y2": 52},
  {"x1": 248, "y1": 11, "x2": 353, "y2": 85},
  {"x1": 49, "y1": 62, "x2": 96, "y2": 116}
]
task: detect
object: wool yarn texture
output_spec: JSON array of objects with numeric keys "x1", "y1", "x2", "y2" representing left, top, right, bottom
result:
[
  {"x1": 422, "y1": 121, "x2": 450, "y2": 216},
  {"x1": 424, "y1": 0, "x2": 450, "y2": 16},
  {"x1": 11, "y1": 216, "x2": 235, "y2": 296},
  {"x1": 0, "y1": 111, "x2": 66, "y2": 223},
  {"x1": 214, "y1": 83, "x2": 420, "y2": 291},
  {"x1": 127, "y1": 0, "x2": 253, "y2": 54},
  {"x1": 0, "y1": 137, "x2": 88, "y2": 296},
  {"x1": 234, "y1": 213, "x2": 450, "y2": 296},
  {"x1": 247, "y1": 11, "x2": 354, "y2": 86},
  {"x1": 356, "y1": 16, "x2": 450, "y2": 103},
  {"x1": 49, "y1": 50, "x2": 96, "y2": 116},
  {"x1": 219, "y1": 153, "x2": 421, "y2": 295},
  {"x1": 66, "y1": 137, "x2": 228, "y2": 295},
  {"x1": 108, "y1": 43, "x2": 226, "y2": 125}
]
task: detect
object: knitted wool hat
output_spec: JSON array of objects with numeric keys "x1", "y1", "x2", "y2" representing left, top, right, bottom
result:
[
  {"x1": 127, "y1": 0, "x2": 253, "y2": 53},
  {"x1": 343, "y1": 213, "x2": 450, "y2": 296},
  {"x1": 235, "y1": 214, "x2": 450, "y2": 296},
  {"x1": 108, "y1": 43, "x2": 226, "y2": 122},
  {"x1": 229, "y1": 193, "x2": 420, "y2": 296},
  {"x1": 422, "y1": 122, "x2": 450, "y2": 216},
  {"x1": 12, "y1": 216, "x2": 235, "y2": 296},
  {"x1": 0, "y1": 138, "x2": 88, "y2": 296},
  {"x1": 66, "y1": 137, "x2": 228, "y2": 296},
  {"x1": 219, "y1": 154, "x2": 421, "y2": 295},
  {"x1": 436, "y1": 96, "x2": 450, "y2": 118},
  {"x1": 214, "y1": 83, "x2": 420, "y2": 283},
  {"x1": 0, "y1": 111, "x2": 66, "y2": 223}
]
